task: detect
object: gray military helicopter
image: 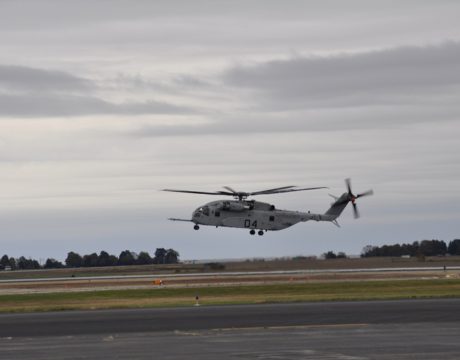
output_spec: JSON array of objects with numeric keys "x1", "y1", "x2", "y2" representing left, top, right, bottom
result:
[{"x1": 164, "y1": 179, "x2": 373, "y2": 236}]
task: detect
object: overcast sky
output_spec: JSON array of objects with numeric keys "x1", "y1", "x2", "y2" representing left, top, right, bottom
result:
[{"x1": 1, "y1": 1, "x2": 459, "y2": 261}]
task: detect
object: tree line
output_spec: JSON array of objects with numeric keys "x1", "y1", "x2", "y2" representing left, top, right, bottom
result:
[
  {"x1": 361, "y1": 239, "x2": 460, "y2": 257},
  {"x1": 0, "y1": 248, "x2": 179, "y2": 270},
  {"x1": 323, "y1": 251, "x2": 347, "y2": 259}
]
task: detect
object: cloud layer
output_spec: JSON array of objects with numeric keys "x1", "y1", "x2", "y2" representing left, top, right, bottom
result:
[
  {"x1": 223, "y1": 42, "x2": 460, "y2": 109},
  {"x1": 0, "y1": 65, "x2": 192, "y2": 117},
  {"x1": 0, "y1": 2, "x2": 459, "y2": 261}
]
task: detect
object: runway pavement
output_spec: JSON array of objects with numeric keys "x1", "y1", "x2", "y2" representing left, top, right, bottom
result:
[
  {"x1": 1, "y1": 299, "x2": 460, "y2": 359},
  {"x1": 2, "y1": 266, "x2": 459, "y2": 284}
]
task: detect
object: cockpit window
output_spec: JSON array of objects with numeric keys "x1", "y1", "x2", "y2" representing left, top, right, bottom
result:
[{"x1": 195, "y1": 206, "x2": 210, "y2": 216}]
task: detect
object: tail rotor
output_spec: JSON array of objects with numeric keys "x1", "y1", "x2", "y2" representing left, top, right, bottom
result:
[{"x1": 345, "y1": 178, "x2": 374, "y2": 219}]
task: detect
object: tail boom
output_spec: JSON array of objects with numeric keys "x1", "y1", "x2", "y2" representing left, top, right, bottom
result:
[{"x1": 324, "y1": 193, "x2": 350, "y2": 221}]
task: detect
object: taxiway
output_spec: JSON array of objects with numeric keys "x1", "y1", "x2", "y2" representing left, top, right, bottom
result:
[{"x1": 1, "y1": 299, "x2": 460, "y2": 359}]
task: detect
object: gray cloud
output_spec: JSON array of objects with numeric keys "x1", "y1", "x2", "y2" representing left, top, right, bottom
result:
[
  {"x1": 223, "y1": 42, "x2": 460, "y2": 109},
  {"x1": 131, "y1": 104, "x2": 460, "y2": 138},
  {"x1": 0, "y1": 65, "x2": 192, "y2": 117},
  {"x1": 0, "y1": 93, "x2": 192, "y2": 117},
  {"x1": 0, "y1": 65, "x2": 92, "y2": 93},
  {"x1": 173, "y1": 75, "x2": 212, "y2": 89},
  {"x1": 128, "y1": 41, "x2": 460, "y2": 138}
]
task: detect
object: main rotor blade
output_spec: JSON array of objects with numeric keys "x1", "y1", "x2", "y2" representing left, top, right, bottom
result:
[
  {"x1": 251, "y1": 186, "x2": 328, "y2": 195},
  {"x1": 162, "y1": 189, "x2": 235, "y2": 196},
  {"x1": 222, "y1": 186, "x2": 238, "y2": 194},
  {"x1": 163, "y1": 185, "x2": 328, "y2": 198},
  {"x1": 249, "y1": 185, "x2": 297, "y2": 195},
  {"x1": 352, "y1": 202, "x2": 360, "y2": 219},
  {"x1": 357, "y1": 189, "x2": 374, "y2": 198}
]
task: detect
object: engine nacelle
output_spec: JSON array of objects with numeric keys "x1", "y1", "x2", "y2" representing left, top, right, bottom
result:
[{"x1": 219, "y1": 201, "x2": 246, "y2": 212}]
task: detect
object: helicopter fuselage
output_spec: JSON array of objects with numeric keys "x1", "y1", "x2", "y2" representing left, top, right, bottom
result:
[{"x1": 191, "y1": 199, "x2": 332, "y2": 232}]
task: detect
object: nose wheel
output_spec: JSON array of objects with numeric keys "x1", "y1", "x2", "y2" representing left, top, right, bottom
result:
[
  {"x1": 258, "y1": 230, "x2": 264, "y2": 236},
  {"x1": 250, "y1": 229, "x2": 265, "y2": 236},
  {"x1": 194, "y1": 224, "x2": 199, "y2": 230},
  {"x1": 250, "y1": 229, "x2": 255, "y2": 235}
]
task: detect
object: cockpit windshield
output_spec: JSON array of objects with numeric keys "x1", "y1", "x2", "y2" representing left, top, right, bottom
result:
[{"x1": 196, "y1": 206, "x2": 210, "y2": 216}]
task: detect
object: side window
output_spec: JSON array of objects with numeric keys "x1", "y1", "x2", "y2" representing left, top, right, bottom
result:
[
  {"x1": 215, "y1": 211, "x2": 220, "y2": 217},
  {"x1": 269, "y1": 216, "x2": 275, "y2": 222}
]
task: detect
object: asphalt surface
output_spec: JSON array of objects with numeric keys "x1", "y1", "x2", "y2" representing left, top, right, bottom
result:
[{"x1": 1, "y1": 299, "x2": 460, "y2": 359}]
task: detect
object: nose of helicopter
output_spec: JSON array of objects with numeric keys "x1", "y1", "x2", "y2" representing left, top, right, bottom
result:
[{"x1": 192, "y1": 208, "x2": 202, "y2": 222}]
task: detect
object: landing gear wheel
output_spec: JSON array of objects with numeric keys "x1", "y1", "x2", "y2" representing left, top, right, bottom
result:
[
  {"x1": 194, "y1": 224, "x2": 199, "y2": 230},
  {"x1": 250, "y1": 229, "x2": 256, "y2": 235},
  {"x1": 258, "y1": 230, "x2": 264, "y2": 236}
]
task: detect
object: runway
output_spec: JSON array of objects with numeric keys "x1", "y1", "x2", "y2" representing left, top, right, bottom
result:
[
  {"x1": 2, "y1": 266, "x2": 459, "y2": 284},
  {"x1": 1, "y1": 299, "x2": 460, "y2": 359}
]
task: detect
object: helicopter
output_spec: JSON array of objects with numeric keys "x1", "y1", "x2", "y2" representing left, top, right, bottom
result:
[{"x1": 163, "y1": 179, "x2": 373, "y2": 236}]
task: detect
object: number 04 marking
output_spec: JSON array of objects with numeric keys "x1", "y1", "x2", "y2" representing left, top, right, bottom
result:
[{"x1": 244, "y1": 219, "x2": 257, "y2": 228}]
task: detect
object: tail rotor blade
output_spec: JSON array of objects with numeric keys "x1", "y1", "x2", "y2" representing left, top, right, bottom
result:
[
  {"x1": 352, "y1": 202, "x2": 360, "y2": 219},
  {"x1": 357, "y1": 189, "x2": 374, "y2": 198},
  {"x1": 345, "y1": 178, "x2": 352, "y2": 195}
]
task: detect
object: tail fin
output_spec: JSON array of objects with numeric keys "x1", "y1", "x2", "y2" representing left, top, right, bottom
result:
[
  {"x1": 323, "y1": 179, "x2": 374, "y2": 221},
  {"x1": 324, "y1": 193, "x2": 349, "y2": 220}
]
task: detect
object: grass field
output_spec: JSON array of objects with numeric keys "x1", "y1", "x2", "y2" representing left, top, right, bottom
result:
[
  {"x1": 1, "y1": 278, "x2": 460, "y2": 313},
  {"x1": 1, "y1": 256, "x2": 460, "y2": 280}
]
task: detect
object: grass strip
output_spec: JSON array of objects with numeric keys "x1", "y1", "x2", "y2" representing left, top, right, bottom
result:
[{"x1": 1, "y1": 278, "x2": 460, "y2": 313}]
